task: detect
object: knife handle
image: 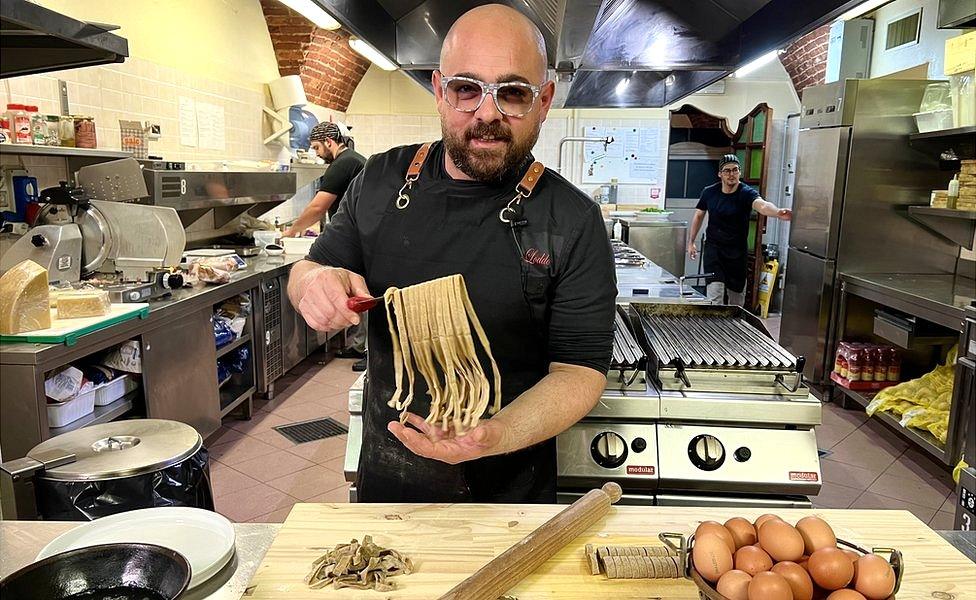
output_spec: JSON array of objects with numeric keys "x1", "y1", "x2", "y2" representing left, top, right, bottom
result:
[{"x1": 347, "y1": 296, "x2": 379, "y2": 313}]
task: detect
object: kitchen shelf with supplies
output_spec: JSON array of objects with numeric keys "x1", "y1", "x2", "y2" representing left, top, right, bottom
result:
[
  {"x1": 47, "y1": 390, "x2": 139, "y2": 438},
  {"x1": 216, "y1": 333, "x2": 252, "y2": 359},
  {"x1": 908, "y1": 206, "x2": 976, "y2": 250},
  {"x1": 908, "y1": 125, "x2": 976, "y2": 159},
  {"x1": 833, "y1": 384, "x2": 948, "y2": 463},
  {"x1": 0, "y1": 145, "x2": 132, "y2": 160}
]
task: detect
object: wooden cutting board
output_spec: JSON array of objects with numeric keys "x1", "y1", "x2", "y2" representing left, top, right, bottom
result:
[{"x1": 244, "y1": 504, "x2": 976, "y2": 599}]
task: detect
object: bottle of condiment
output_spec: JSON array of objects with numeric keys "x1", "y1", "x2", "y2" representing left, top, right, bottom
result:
[
  {"x1": 872, "y1": 346, "x2": 887, "y2": 382},
  {"x1": 28, "y1": 106, "x2": 45, "y2": 145},
  {"x1": 9, "y1": 104, "x2": 30, "y2": 144},
  {"x1": 862, "y1": 345, "x2": 876, "y2": 383},
  {"x1": 609, "y1": 178, "x2": 619, "y2": 204},
  {"x1": 847, "y1": 346, "x2": 863, "y2": 382},
  {"x1": 885, "y1": 347, "x2": 901, "y2": 382},
  {"x1": 44, "y1": 115, "x2": 60, "y2": 146},
  {"x1": 0, "y1": 117, "x2": 11, "y2": 144},
  {"x1": 74, "y1": 116, "x2": 96, "y2": 149},
  {"x1": 947, "y1": 175, "x2": 960, "y2": 209},
  {"x1": 59, "y1": 115, "x2": 76, "y2": 147}
]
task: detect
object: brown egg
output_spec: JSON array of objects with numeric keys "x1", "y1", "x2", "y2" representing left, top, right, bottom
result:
[
  {"x1": 759, "y1": 519, "x2": 806, "y2": 562},
  {"x1": 842, "y1": 549, "x2": 861, "y2": 563},
  {"x1": 697, "y1": 520, "x2": 736, "y2": 554},
  {"x1": 826, "y1": 591, "x2": 867, "y2": 600},
  {"x1": 693, "y1": 534, "x2": 734, "y2": 583},
  {"x1": 755, "y1": 513, "x2": 784, "y2": 531},
  {"x1": 772, "y1": 561, "x2": 815, "y2": 600},
  {"x1": 735, "y1": 545, "x2": 774, "y2": 576},
  {"x1": 853, "y1": 553, "x2": 896, "y2": 600},
  {"x1": 797, "y1": 554, "x2": 810, "y2": 569},
  {"x1": 796, "y1": 516, "x2": 837, "y2": 554},
  {"x1": 717, "y1": 569, "x2": 753, "y2": 600},
  {"x1": 748, "y1": 571, "x2": 794, "y2": 600},
  {"x1": 726, "y1": 517, "x2": 759, "y2": 549},
  {"x1": 808, "y1": 547, "x2": 855, "y2": 590}
]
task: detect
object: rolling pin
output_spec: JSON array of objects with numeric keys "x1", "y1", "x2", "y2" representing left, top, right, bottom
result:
[{"x1": 436, "y1": 482, "x2": 623, "y2": 600}]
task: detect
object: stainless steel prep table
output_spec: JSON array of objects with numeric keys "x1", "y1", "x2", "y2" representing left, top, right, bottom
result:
[{"x1": 0, "y1": 255, "x2": 311, "y2": 460}]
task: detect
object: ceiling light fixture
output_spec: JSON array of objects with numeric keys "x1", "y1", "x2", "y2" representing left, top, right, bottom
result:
[
  {"x1": 276, "y1": 0, "x2": 341, "y2": 30},
  {"x1": 837, "y1": 0, "x2": 891, "y2": 21},
  {"x1": 348, "y1": 38, "x2": 398, "y2": 71},
  {"x1": 735, "y1": 50, "x2": 781, "y2": 78}
]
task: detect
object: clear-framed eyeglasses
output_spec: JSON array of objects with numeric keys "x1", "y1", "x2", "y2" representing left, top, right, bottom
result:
[
  {"x1": 438, "y1": 72, "x2": 541, "y2": 118},
  {"x1": 720, "y1": 166, "x2": 740, "y2": 174}
]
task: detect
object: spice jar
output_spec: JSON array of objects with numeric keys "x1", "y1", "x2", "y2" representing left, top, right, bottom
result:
[
  {"x1": 44, "y1": 115, "x2": 61, "y2": 146},
  {"x1": 74, "y1": 116, "x2": 97, "y2": 149},
  {"x1": 59, "y1": 115, "x2": 76, "y2": 147}
]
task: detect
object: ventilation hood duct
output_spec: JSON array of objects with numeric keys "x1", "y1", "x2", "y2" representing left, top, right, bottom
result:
[
  {"x1": 316, "y1": 0, "x2": 862, "y2": 108},
  {"x1": 1, "y1": 0, "x2": 128, "y2": 79}
]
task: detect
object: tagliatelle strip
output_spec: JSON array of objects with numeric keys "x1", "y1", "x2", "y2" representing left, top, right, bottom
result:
[{"x1": 383, "y1": 274, "x2": 502, "y2": 433}]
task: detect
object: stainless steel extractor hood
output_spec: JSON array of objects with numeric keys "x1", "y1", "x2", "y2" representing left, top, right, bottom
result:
[
  {"x1": 1, "y1": 0, "x2": 128, "y2": 79},
  {"x1": 316, "y1": 0, "x2": 863, "y2": 108}
]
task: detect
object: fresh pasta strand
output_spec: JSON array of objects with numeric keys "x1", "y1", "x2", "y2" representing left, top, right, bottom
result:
[{"x1": 383, "y1": 274, "x2": 501, "y2": 433}]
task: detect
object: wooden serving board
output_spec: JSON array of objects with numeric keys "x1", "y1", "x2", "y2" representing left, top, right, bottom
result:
[
  {"x1": 245, "y1": 504, "x2": 976, "y2": 599},
  {"x1": 0, "y1": 303, "x2": 148, "y2": 346}
]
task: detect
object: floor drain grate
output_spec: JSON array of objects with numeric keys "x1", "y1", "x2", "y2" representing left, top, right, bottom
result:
[{"x1": 275, "y1": 417, "x2": 348, "y2": 444}]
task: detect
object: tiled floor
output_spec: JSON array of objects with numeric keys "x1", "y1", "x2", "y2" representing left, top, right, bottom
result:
[
  {"x1": 210, "y1": 318, "x2": 958, "y2": 530},
  {"x1": 209, "y1": 353, "x2": 358, "y2": 523}
]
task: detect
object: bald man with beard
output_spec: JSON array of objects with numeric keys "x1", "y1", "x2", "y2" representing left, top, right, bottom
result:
[{"x1": 287, "y1": 4, "x2": 615, "y2": 502}]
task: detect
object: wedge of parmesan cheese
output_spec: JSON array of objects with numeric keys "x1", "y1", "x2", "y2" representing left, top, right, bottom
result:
[
  {"x1": 56, "y1": 289, "x2": 111, "y2": 319},
  {"x1": 0, "y1": 260, "x2": 52, "y2": 334}
]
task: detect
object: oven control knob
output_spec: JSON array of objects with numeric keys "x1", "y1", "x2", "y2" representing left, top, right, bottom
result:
[
  {"x1": 734, "y1": 447, "x2": 752, "y2": 462},
  {"x1": 631, "y1": 437, "x2": 647, "y2": 453},
  {"x1": 591, "y1": 432, "x2": 628, "y2": 469},
  {"x1": 688, "y1": 434, "x2": 725, "y2": 471}
]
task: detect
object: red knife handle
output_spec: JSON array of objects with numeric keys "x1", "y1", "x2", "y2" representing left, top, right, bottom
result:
[{"x1": 347, "y1": 296, "x2": 379, "y2": 313}]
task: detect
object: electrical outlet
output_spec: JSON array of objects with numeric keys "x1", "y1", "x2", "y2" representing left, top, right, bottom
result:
[{"x1": 145, "y1": 122, "x2": 162, "y2": 140}]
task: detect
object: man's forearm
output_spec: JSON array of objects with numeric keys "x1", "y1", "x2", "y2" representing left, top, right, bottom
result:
[
  {"x1": 753, "y1": 198, "x2": 782, "y2": 217},
  {"x1": 486, "y1": 362, "x2": 606, "y2": 456},
  {"x1": 289, "y1": 192, "x2": 336, "y2": 233},
  {"x1": 689, "y1": 211, "x2": 705, "y2": 242}
]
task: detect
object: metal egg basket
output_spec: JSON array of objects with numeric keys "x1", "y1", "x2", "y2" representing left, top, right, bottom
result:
[{"x1": 658, "y1": 532, "x2": 904, "y2": 600}]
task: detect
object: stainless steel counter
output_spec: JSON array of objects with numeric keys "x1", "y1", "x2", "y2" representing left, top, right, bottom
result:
[
  {"x1": 616, "y1": 218, "x2": 689, "y2": 278},
  {"x1": 616, "y1": 263, "x2": 707, "y2": 304},
  {"x1": 0, "y1": 254, "x2": 306, "y2": 366},
  {"x1": 0, "y1": 521, "x2": 280, "y2": 600},
  {"x1": 840, "y1": 272, "x2": 976, "y2": 331}
]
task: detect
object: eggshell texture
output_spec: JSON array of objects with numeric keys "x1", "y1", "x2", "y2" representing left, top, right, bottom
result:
[
  {"x1": 759, "y1": 519, "x2": 806, "y2": 562},
  {"x1": 842, "y1": 549, "x2": 861, "y2": 563},
  {"x1": 717, "y1": 569, "x2": 753, "y2": 600},
  {"x1": 853, "y1": 553, "x2": 896, "y2": 600},
  {"x1": 772, "y1": 561, "x2": 814, "y2": 600},
  {"x1": 748, "y1": 571, "x2": 794, "y2": 600},
  {"x1": 693, "y1": 534, "x2": 734, "y2": 583},
  {"x1": 808, "y1": 547, "x2": 855, "y2": 590},
  {"x1": 726, "y1": 517, "x2": 759, "y2": 549},
  {"x1": 826, "y1": 591, "x2": 867, "y2": 600},
  {"x1": 755, "y1": 513, "x2": 784, "y2": 531},
  {"x1": 735, "y1": 545, "x2": 774, "y2": 576},
  {"x1": 796, "y1": 516, "x2": 837, "y2": 554},
  {"x1": 697, "y1": 521, "x2": 736, "y2": 554}
]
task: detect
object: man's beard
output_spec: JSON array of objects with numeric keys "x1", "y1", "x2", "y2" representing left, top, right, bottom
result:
[{"x1": 442, "y1": 120, "x2": 538, "y2": 183}]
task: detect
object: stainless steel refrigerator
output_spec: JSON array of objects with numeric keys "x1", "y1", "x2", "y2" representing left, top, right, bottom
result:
[{"x1": 780, "y1": 79, "x2": 958, "y2": 387}]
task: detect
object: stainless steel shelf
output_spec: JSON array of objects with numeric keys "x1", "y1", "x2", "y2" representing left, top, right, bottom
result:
[
  {"x1": 835, "y1": 386, "x2": 948, "y2": 464},
  {"x1": 0, "y1": 145, "x2": 131, "y2": 160},
  {"x1": 216, "y1": 333, "x2": 251, "y2": 359},
  {"x1": 48, "y1": 390, "x2": 138, "y2": 437},
  {"x1": 219, "y1": 384, "x2": 254, "y2": 417},
  {"x1": 909, "y1": 125, "x2": 976, "y2": 142},
  {"x1": 908, "y1": 206, "x2": 976, "y2": 250},
  {"x1": 909, "y1": 126, "x2": 976, "y2": 159}
]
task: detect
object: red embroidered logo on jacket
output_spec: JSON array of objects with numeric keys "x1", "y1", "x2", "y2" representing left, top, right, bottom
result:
[{"x1": 523, "y1": 248, "x2": 551, "y2": 267}]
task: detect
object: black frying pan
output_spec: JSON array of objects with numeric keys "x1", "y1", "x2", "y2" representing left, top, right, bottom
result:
[{"x1": 0, "y1": 543, "x2": 191, "y2": 600}]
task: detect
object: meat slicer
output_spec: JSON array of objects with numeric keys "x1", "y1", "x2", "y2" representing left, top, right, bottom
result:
[{"x1": 0, "y1": 159, "x2": 185, "y2": 301}]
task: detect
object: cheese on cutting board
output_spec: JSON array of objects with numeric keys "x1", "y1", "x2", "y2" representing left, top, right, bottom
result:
[
  {"x1": 56, "y1": 289, "x2": 111, "y2": 319},
  {"x1": 0, "y1": 260, "x2": 52, "y2": 334}
]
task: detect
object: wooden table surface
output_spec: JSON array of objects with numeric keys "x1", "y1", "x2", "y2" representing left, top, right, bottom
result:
[{"x1": 246, "y1": 504, "x2": 976, "y2": 599}]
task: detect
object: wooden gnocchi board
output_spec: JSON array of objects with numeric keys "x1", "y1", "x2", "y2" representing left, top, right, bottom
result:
[{"x1": 245, "y1": 504, "x2": 976, "y2": 599}]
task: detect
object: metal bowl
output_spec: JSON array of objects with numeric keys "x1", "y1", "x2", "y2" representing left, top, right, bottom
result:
[
  {"x1": 659, "y1": 532, "x2": 903, "y2": 600},
  {"x1": 0, "y1": 543, "x2": 191, "y2": 600}
]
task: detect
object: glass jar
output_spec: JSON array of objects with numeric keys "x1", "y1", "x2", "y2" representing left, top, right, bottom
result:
[
  {"x1": 885, "y1": 347, "x2": 901, "y2": 382},
  {"x1": 847, "y1": 346, "x2": 863, "y2": 382},
  {"x1": 74, "y1": 116, "x2": 97, "y2": 149},
  {"x1": 44, "y1": 115, "x2": 61, "y2": 146},
  {"x1": 59, "y1": 116, "x2": 76, "y2": 147}
]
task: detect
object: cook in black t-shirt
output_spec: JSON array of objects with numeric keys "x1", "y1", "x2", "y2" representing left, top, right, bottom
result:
[
  {"x1": 688, "y1": 154, "x2": 792, "y2": 306},
  {"x1": 285, "y1": 5, "x2": 616, "y2": 502},
  {"x1": 284, "y1": 121, "x2": 366, "y2": 237}
]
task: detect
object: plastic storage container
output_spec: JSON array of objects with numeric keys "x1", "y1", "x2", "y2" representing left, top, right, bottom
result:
[
  {"x1": 914, "y1": 109, "x2": 954, "y2": 133},
  {"x1": 282, "y1": 237, "x2": 316, "y2": 255},
  {"x1": 93, "y1": 374, "x2": 139, "y2": 406},
  {"x1": 47, "y1": 388, "x2": 96, "y2": 427}
]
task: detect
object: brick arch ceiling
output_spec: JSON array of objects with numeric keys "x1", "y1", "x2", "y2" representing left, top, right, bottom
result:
[{"x1": 260, "y1": 0, "x2": 371, "y2": 112}]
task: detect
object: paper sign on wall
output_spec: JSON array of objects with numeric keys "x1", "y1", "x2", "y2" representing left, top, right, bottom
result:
[
  {"x1": 178, "y1": 96, "x2": 197, "y2": 147},
  {"x1": 196, "y1": 102, "x2": 226, "y2": 151},
  {"x1": 582, "y1": 125, "x2": 665, "y2": 185}
]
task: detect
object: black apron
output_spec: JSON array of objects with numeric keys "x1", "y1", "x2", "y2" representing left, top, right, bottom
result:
[
  {"x1": 703, "y1": 242, "x2": 747, "y2": 292},
  {"x1": 356, "y1": 159, "x2": 557, "y2": 503}
]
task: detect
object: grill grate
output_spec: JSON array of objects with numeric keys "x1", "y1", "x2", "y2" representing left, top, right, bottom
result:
[{"x1": 275, "y1": 417, "x2": 348, "y2": 444}]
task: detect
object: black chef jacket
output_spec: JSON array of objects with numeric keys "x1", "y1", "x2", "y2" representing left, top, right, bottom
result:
[{"x1": 306, "y1": 141, "x2": 616, "y2": 503}]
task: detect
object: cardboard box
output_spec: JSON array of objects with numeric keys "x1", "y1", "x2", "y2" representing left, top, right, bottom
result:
[{"x1": 945, "y1": 31, "x2": 976, "y2": 75}]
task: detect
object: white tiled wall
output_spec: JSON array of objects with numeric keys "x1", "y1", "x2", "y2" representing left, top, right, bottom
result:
[{"x1": 2, "y1": 56, "x2": 277, "y2": 166}]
